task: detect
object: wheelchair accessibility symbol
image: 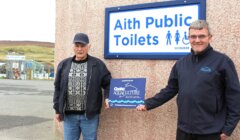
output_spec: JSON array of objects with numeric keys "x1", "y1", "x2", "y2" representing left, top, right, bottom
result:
[{"x1": 182, "y1": 31, "x2": 189, "y2": 45}]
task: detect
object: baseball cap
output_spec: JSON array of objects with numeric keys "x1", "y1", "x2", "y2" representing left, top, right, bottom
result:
[{"x1": 73, "y1": 33, "x2": 89, "y2": 44}]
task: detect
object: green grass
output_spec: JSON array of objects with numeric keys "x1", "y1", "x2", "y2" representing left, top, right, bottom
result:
[{"x1": 0, "y1": 45, "x2": 54, "y2": 66}]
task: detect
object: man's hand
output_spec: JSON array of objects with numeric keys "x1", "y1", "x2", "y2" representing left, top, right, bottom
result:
[
  {"x1": 105, "y1": 98, "x2": 110, "y2": 109},
  {"x1": 220, "y1": 133, "x2": 229, "y2": 140},
  {"x1": 136, "y1": 104, "x2": 147, "y2": 111},
  {"x1": 54, "y1": 114, "x2": 62, "y2": 122}
]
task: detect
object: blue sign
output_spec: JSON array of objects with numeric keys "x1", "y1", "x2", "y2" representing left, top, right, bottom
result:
[
  {"x1": 109, "y1": 78, "x2": 146, "y2": 108},
  {"x1": 26, "y1": 62, "x2": 33, "y2": 69},
  {"x1": 104, "y1": 0, "x2": 206, "y2": 59}
]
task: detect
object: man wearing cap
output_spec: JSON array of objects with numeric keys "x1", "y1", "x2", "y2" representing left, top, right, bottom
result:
[{"x1": 53, "y1": 33, "x2": 111, "y2": 140}]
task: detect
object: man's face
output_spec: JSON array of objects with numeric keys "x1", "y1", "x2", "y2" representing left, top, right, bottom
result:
[
  {"x1": 189, "y1": 28, "x2": 212, "y2": 54},
  {"x1": 73, "y1": 43, "x2": 90, "y2": 61}
]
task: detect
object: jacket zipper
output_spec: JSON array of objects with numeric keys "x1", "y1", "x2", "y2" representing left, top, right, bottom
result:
[
  {"x1": 85, "y1": 64, "x2": 93, "y2": 119},
  {"x1": 63, "y1": 87, "x2": 68, "y2": 119},
  {"x1": 63, "y1": 60, "x2": 71, "y2": 119},
  {"x1": 63, "y1": 100, "x2": 66, "y2": 119},
  {"x1": 190, "y1": 56, "x2": 195, "y2": 133}
]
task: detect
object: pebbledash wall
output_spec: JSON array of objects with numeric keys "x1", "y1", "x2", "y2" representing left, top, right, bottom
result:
[{"x1": 55, "y1": 0, "x2": 240, "y2": 140}]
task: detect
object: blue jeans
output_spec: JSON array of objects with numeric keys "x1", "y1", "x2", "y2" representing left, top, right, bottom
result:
[{"x1": 64, "y1": 114, "x2": 99, "y2": 140}]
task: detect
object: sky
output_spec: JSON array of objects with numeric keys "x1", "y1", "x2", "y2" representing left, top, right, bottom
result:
[{"x1": 0, "y1": 0, "x2": 55, "y2": 43}]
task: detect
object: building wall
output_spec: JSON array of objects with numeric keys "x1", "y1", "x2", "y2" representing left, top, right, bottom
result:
[{"x1": 55, "y1": 0, "x2": 240, "y2": 139}]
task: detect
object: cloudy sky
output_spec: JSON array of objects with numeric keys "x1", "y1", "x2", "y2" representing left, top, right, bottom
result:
[{"x1": 0, "y1": 0, "x2": 55, "y2": 42}]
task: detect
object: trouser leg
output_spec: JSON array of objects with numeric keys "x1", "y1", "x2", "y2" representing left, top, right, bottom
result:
[
  {"x1": 80, "y1": 114, "x2": 99, "y2": 140},
  {"x1": 176, "y1": 128, "x2": 194, "y2": 140},
  {"x1": 64, "y1": 114, "x2": 81, "y2": 140}
]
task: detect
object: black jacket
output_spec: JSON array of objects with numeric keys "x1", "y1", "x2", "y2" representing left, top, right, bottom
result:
[
  {"x1": 145, "y1": 46, "x2": 240, "y2": 136},
  {"x1": 53, "y1": 55, "x2": 111, "y2": 119}
]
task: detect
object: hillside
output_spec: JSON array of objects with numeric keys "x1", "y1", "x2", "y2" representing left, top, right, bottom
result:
[
  {"x1": 0, "y1": 41, "x2": 54, "y2": 66},
  {"x1": 0, "y1": 41, "x2": 54, "y2": 48}
]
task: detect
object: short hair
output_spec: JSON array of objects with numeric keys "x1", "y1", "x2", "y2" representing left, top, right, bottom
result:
[{"x1": 189, "y1": 20, "x2": 211, "y2": 35}]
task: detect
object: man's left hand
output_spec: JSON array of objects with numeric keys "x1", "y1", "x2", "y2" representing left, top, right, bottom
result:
[
  {"x1": 220, "y1": 133, "x2": 229, "y2": 140},
  {"x1": 105, "y1": 98, "x2": 109, "y2": 109}
]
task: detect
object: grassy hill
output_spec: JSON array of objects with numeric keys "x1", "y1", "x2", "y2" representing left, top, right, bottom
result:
[{"x1": 0, "y1": 41, "x2": 54, "y2": 66}]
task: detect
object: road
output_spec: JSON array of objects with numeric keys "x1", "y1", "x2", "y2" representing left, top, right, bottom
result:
[{"x1": 0, "y1": 79, "x2": 62, "y2": 140}]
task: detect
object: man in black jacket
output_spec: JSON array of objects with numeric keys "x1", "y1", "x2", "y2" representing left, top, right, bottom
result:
[
  {"x1": 53, "y1": 33, "x2": 111, "y2": 140},
  {"x1": 137, "y1": 20, "x2": 240, "y2": 140}
]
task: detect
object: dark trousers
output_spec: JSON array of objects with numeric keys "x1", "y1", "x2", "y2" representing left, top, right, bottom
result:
[{"x1": 176, "y1": 128, "x2": 220, "y2": 140}]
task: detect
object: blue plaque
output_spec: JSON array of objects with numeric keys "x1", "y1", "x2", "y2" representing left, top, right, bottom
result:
[{"x1": 109, "y1": 78, "x2": 146, "y2": 108}]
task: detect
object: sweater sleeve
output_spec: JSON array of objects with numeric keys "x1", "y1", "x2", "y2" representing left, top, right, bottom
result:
[
  {"x1": 221, "y1": 58, "x2": 240, "y2": 136},
  {"x1": 145, "y1": 63, "x2": 179, "y2": 110}
]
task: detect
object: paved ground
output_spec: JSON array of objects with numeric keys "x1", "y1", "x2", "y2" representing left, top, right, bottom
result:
[{"x1": 0, "y1": 79, "x2": 63, "y2": 140}]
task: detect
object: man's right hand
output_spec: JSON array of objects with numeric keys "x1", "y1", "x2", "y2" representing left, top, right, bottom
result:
[
  {"x1": 54, "y1": 114, "x2": 62, "y2": 122},
  {"x1": 136, "y1": 105, "x2": 147, "y2": 111}
]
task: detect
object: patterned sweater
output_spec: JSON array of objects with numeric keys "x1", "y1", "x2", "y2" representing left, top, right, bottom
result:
[{"x1": 65, "y1": 58, "x2": 87, "y2": 114}]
